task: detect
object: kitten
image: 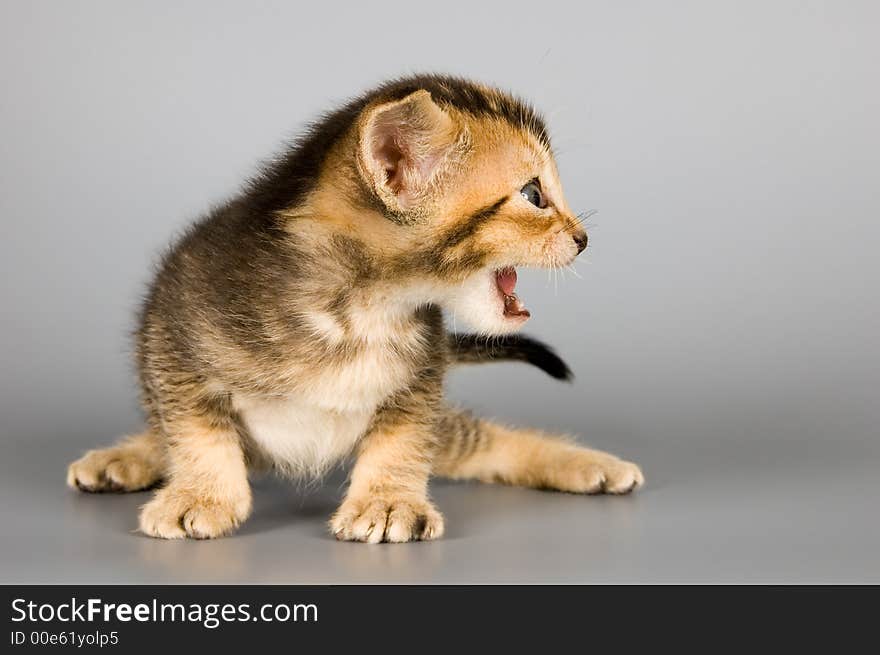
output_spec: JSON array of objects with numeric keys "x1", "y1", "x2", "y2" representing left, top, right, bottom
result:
[{"x1": 67, "y1": 75, "x2": 643, "y2": 542}]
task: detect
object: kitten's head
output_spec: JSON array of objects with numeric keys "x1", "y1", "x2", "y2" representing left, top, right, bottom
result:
[{"x1": 302, "y1": 76, "x2": 587, "y2": 335}]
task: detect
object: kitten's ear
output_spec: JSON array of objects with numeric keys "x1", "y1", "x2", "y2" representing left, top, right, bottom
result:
[{"x1": 357, "y1": 90, "x2": 459, "y2": 215}]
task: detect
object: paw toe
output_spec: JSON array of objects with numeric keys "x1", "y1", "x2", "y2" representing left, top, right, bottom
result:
[
  {"x1": 604, "y1": 461, "x2": 645, "y2": 494},
  {"x1": 349, "y1": 503, "x2": 388, "y2": 544},
  {"x1": 182, "y1": 506, "x2": 238, "y2": 540},
  {"x1": 67, "y1": 458, "x2": 113, "y2": 493},
  {"x1": 139, "y1": 498, "x2": 187, "y2": 539},
  {"x1": 105, "y1": 460, "x2": 153, "y2": 492}
]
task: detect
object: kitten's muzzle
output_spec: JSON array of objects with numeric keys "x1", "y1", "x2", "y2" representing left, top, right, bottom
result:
[{"x1": 572, "y1": 230, "x2": 588, "y2": 254}]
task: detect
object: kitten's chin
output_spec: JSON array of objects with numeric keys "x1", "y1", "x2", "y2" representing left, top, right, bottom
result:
[{"x1": 443, "y1": 267, "x2": 530, "y2": 335}]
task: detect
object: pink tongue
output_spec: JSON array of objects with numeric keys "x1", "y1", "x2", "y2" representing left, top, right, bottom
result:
[{"x1": 496, "y1": 267, "x2": 517, "y2": 295}]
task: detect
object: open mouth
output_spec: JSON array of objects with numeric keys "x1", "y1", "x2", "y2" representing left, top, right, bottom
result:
[{"x1": 495, "y1": 267, "x2": 530, "y2": 319}]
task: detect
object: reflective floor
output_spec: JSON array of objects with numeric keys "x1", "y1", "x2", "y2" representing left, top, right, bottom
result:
[
  {"x1": 3, "y1": 0, "x2": 879, "y2": 586},
  {"x1": 3, "y1": 403, "x2": 878, "y2": 584}
]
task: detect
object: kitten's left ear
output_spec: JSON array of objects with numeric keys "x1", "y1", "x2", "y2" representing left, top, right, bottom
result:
[{"x1": 357, "y1": 90, "x2": 460, "y2": 217}]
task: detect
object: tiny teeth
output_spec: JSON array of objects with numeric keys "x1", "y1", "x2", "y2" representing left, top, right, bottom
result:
[{"x1": 503, "y1": 293, "x2": 530, "y2": 317}]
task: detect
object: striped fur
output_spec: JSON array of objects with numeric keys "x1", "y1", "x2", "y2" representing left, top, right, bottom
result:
[{"x1": 67, "y1": 75, "x2": 642, "y2": 542}]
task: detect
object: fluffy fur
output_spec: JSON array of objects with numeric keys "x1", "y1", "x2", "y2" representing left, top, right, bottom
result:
[{"x1": 67, "y1": 75, "x2": 643, "y2": 542}]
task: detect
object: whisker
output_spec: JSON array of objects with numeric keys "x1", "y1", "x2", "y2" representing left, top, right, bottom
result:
[
  {"x1": 576, "y1": 210, "x2": 599, "y2": 230},
  {"x1": 577, "y1": 209, "x2": 598, "y2": 221},
  {"x1": 553, "y1": 258, "x2": 559, "y2": 295}
]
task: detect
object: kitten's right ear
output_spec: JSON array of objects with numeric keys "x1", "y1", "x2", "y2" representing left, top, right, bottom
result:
[{"x1": 357, "y1": 90, "x2": 459, "y2": 218}]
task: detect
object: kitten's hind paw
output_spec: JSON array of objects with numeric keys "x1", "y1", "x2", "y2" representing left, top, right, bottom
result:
[
  {"x1": 551, "y1": 452, "x2": 645, "y2": 495},
  {"x1": 67, "y1": 443, "x2": 162, "y2": 493}
]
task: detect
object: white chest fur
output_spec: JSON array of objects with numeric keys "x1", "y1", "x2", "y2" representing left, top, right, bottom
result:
[
  {"x1": 234, "y1": 393, "x2": 373, "y2": 477},
  {"x1": 234, "y1": 296, "x2": 431, "y2": 476}
]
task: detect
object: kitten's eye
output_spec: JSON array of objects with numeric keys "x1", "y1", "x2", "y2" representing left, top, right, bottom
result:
[{"x1": 520, "y1": 180, "x2": 545, "y2": 208}]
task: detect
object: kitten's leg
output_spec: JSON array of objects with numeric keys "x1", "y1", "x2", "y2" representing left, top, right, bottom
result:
[
  {"x1": 67, "y1": 431, "x2": 166, "y2": 492},
  {"x1": 432, "y1": 409, "x2": 644, "y2": 494},
  {"x1": 330, "y1": 399, "x2": 444, "y2": 543},
  {"x1": 138, "y1": 408, "x2": 251, "y2": 540}
]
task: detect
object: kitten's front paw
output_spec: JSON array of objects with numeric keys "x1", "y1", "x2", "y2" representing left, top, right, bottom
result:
[
  {"x1": 330, "y1": 496, "x2": 444, "y2": 543},
  {"x1": 139, "y1": 487, "x2": 251, "y2": 540}
]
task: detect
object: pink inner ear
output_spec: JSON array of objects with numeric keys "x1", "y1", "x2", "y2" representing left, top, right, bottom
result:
[
  {"x1": 365, "y1": 94, "x2": 451, "y2": 207},
  {"x1": 371, "y1": 122, "x2": 407, "y2": 193}
]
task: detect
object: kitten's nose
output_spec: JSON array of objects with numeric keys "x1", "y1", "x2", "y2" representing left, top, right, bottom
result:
[{"x1": 572, "y1": 230, "x2": 588, "y2": 254}]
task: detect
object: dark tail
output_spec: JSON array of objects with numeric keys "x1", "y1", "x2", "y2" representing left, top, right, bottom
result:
[{"x1": 447, "y1": 333, "x2": 573, "y2": 381}]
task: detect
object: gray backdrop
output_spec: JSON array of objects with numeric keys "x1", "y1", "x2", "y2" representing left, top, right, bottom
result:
[{"x1": 1, "y1": 1, "x2": 878, "y2": 583}]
